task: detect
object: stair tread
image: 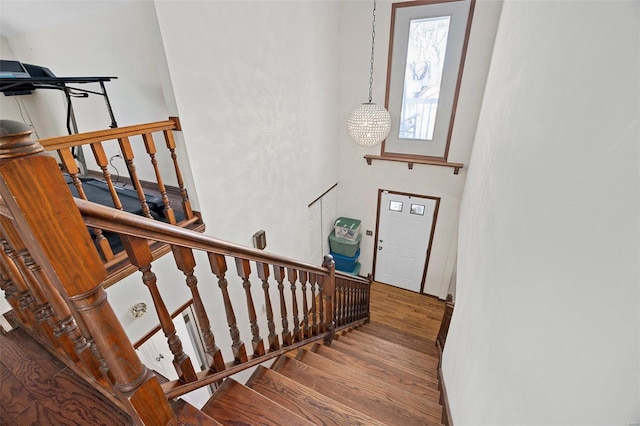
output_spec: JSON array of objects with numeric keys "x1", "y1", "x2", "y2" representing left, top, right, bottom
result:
[
  {"x1": 202, "y1": 378, "x2": 314, "y2": 426},
  {"x1": 172, "y1": 398, "x2": 223, "y2": 425},
  {"x1": 340, "y1": 330, "x2": 439, "y2": 371},
  {"x1": 273, "y1": 354, "x2": 441, "y2": 426},
  {"x1": 363, "y1": 321, "x2": 440, "y2": 356},
  {"x1": 295, "y1": 349, "x2": 442, "y2": 419},
  {"x1": 329, "y1": 339, "x2": 439, "y2": 387},
  {"x1": 247, "y1": 365, "x2": 387, "y2": 426},
  {"x1": 312, "y1": 343, "x2": 440, "y2": 400}
]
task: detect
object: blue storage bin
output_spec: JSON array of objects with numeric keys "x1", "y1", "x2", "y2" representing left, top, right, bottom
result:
[{"x1": 331, "y1": 249, "x2": 360, "y2": 272}]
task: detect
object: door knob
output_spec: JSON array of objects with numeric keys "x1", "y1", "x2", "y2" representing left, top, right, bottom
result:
[{"x1": 378, "y1": 246, "x2": 383, "y2": 250}]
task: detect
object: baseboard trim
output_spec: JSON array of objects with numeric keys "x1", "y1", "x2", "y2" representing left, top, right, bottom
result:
[{"x1": 438, "y1": 348, "x2": 454, "y2": 426}]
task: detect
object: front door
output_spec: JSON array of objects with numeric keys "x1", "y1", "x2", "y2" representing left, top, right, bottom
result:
[{"x1": 374, "y1": 191, "x2": 439, "y2": 294}]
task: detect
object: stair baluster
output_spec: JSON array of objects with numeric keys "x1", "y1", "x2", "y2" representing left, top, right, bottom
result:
[
  {"x1": 236, "y1": 258, "x2": 265, "y2": 357},
  {"x1": 122, "y1": 235, "x2": 198, "y2": 383},
  {"x1": 257, "y1": 262, "x2": 280, "y2": 351},
  {"x1": 299, "y1": 271, "x2": 310, "y2": 339},
  {"x1": 273, "y1": 265, "x2": 292, "y2": 346},
  {"x1": 117, "y1": 137, "x2": 153, "y2": 219},
  {"x1": 310, "y1": 273, "x2": 318, "y2": 335},
  {"x1": 142, "y1": 132, "x2": 177, "y2": 224},
  {"x1": 287, "y1": 268, "x2": 302, "y2": 342},
  {"x1": 208, "y1": 253, "x2": 248, "y2": 363},
  {"x1": 172, "y1": 245, "x2": 226, "y2": 372},
  {"x1": 163, "y1": 120, "x2": 194, "y2": 220}
]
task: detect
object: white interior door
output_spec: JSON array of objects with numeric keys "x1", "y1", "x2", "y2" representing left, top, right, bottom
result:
[{"x1": 374, "y1": 191, "x2": 437, "y2": 294}]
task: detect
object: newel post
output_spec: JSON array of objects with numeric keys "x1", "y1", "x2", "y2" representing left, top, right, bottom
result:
[
  {"x1": 0, "y1": 121, "x2": 175, "y2": 425},
  {"x1": 322, "y1": 254, "x2": 336, "y2": 344}
]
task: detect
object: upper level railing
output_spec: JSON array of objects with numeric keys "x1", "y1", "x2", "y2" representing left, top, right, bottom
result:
[
  {"x1": 0, "y1": 119, "x2": 371, "y2": 424},
  {"x1": 37, "y1": 117, "x2": 203, "y2": 287}
]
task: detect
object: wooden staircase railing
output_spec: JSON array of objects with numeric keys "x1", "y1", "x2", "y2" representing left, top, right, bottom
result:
[
  {"x1": 0, "y1": 119, "x2": 371, "y2": 424},
  {"x1": 37, "y1": 117, "x2": 204, "y2": 287}
]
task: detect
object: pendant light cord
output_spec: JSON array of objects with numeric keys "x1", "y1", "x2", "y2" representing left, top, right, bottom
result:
[{"x1": 368, "y1": 0, "x2": 377, "y2": 103}]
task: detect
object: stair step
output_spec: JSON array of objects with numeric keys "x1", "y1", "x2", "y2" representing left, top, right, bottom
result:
[
  {"x1": 294, "y1": 349, "x2": 442, "y2": 422},
  {"x1": 171, "y1": 398, "x2": 223, "y2": 425},
  {"x1": 362, "y1": 321, "x2": 440, "y2": 356},
  {"x1": 311, "y1": 343, "x2": 440, "y2": 402},
  {"x1": 328, "y1": 339, "x2": 439, "y2": 388},
  {"x1": 273, "y1": 353, "x2": 441, "y2": 426},
  {"x1": 201, "y1": 378, "x2": 314, "y2": 426},
  {"x1": 247, "y1": 365, "x2": 386, "y2": 426},
  {"x1": 340, "y1": 330, "x2": 439, "y2": 371}
]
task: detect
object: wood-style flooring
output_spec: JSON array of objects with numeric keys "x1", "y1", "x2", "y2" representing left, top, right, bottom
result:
[{"x1": 0, "y1": 328, "x2": 131, "y2": 425}]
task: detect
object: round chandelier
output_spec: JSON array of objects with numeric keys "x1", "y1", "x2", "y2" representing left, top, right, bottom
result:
[{"x1": 348, "y1": 0, "x2": 391, "y2": 147}]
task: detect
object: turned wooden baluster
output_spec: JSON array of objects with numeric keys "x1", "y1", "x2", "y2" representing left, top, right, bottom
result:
[
  {"x1": 235, "y1": 258, "x2": 265, "y2": 357},
  {"x1": 317, "y1": 275, "x2": 325, "y2": 332},
  {"x1": 122, "y1": 235, "x2": 198, "y2": 383},
  {"x1": 273, "y1": 265, "x2": 292, "y2": 346},
  {"x1": 0, "y1": 220, "x2": 77, "y2": 362},
  {"x1": 322, "y1": 255, "x2": 336, "y2": 344},
  {"x1": 172, "y1": 245, "x2": 225, "y2": 372},
  {"x1": 117, "y1": 136, "x2": 152, "y2": 218},
  {"x1": 4, "y1": 226, "x2": 108, "y2": 381},
  {"x1": 309, "y1": 273, "x2": 318, "y2": 335},
  {"x1": 0, "y1": 235, "x2": 55, "y2": 344},
  {"x1": 163, "y1": 120, "x2": 193, "y2": 220},
  {"x1": 287, "y1": 268, "x2": 302, "y2": 342},
  {"x1": 256, "y1": 262, "x2": 280, "y2": 351},
  {"x1": 88, "y1": 142, "x2": 125, "y2": 210},
  {"x1": 142, "y1": 133, "x2": 176, "y2": 224},
  {"x1": 0, "y1": 262, "x2": 31, "y2": 327},
  {"x1": 347, "y1": 281, "x2": 356, "y2": 322},
  {"x1": 208, "y1": 253, "x2": 248, "y2": 364},
  {"x1": 0, "y1": 120, "x2": 174, "y2": 424},
  {"x1": 299, "y1": 271, "x2": 310, "y2": 339},
  {"x1": 338, "y1": 281, "x2": 345, "y2": 326},
  {"x1": 57, "y1": 147, "x2": 114, "y2": 261}
]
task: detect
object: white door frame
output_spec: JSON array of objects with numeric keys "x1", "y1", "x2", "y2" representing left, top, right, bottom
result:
[{"x1": 372, "y1": 189, "x2": 440, "y2": 294}]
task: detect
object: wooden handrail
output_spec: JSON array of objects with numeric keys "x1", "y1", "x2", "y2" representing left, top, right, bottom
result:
[
  {"x1": 75, "y1": 198, "x2": 328, "y2": 275},
  {"x1": 37, "y1": 118, "x2": 180, "y2": 150}
]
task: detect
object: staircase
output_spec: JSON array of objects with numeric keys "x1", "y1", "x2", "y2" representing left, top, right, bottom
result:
[{"x1": 202, "y1": 323, "x2": 442, "y2": 426}]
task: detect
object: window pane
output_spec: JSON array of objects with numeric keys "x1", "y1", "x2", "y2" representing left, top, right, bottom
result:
[
  {"x1": 399, "y1": 16, "x2": 451, "y2": 141},
  {"x1": 389, "y1": 201, "x2": 403, "y2": 212}
]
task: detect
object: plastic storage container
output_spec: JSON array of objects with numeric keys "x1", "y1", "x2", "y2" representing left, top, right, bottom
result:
[
  {"x1": 331, "y1": 249, "x2": 360, "y2": 272},
  {"x1": 329, "y1": 230, "x2": 362, "y2": 258},
  {"x1": 334, "y1": 217, "x2": 362, "y2": 241}
]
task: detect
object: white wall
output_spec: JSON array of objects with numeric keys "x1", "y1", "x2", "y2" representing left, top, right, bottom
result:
[
  {"x1": 154, "y1": 0, "x2": 341, "y2": 259},
  {"x1": 444, "y1": 1, "x2": 640, "y2": 424},
  {"x1": 337, "y1": 0, "x2": 502, "y2": 297}
]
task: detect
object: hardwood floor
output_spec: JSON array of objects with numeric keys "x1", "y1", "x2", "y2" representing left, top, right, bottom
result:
[{"x1": 0, "y1": 328, "x2": 131, "y2": 426}]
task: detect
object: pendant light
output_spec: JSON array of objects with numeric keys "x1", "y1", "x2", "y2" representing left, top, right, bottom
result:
[{"x1": 347, "y1": 0, "x2": 391, "y2": 147}]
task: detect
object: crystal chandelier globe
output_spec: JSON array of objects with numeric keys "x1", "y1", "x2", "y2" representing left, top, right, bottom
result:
[
  {"x1": 348, "y1": 102, "x2": 391, "y2": 147},
  {"x1": 348, "y1": 0, "x2": 391, "y2": 147}
]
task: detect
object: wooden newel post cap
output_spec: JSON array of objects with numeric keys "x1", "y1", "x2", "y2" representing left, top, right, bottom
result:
[{"x1": 0, "y1": 120, "x2": 44, "y2": 161}]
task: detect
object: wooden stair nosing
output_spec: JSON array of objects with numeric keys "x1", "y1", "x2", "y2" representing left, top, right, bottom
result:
[
  {"x1": 247, "y1": 365, "x2": 387, "y2": 426},
  {"x1": 363, "y1": 321, "x2": 440, "y2": 355},
  {"x1": 201, "y1": 378, "x2": 314, "y2": 426},
  {"x1": 327, "y1": 339, "x2": 439, "y2": 387},
  {"x1": 342, "y1": 330, "x2": 440, "y2": 369},
  {"x1": 272, "y1": 355, "x2": 441, "y2": 426},
  {"x1": 311, "y1": 343, "x2": 440, "y2": 401},
  {"x1": 294, "y1": 348, "x2": 442, "y2": 421}
]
